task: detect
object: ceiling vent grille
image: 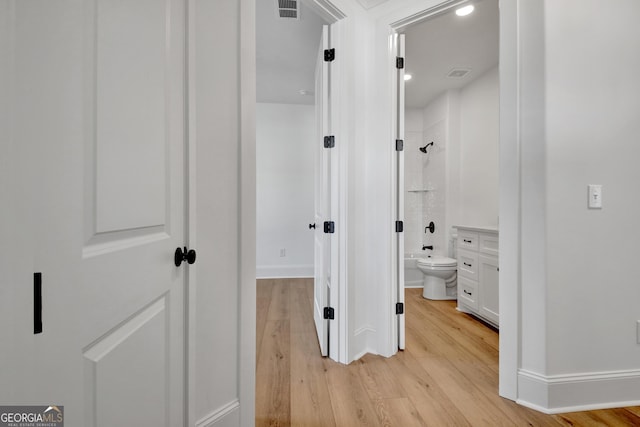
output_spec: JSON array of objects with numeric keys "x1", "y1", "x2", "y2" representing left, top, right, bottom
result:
[
  {"x1": 447, "y1": 68, "x2": 471, "y2": 78},
  {"x1": 277, "y1": 0, "x2": 299, "y2": 19}
]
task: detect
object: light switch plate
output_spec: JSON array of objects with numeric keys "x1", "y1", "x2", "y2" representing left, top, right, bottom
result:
[{"x1": 588, "y1": 184, "x2": 602, "y2": 209}]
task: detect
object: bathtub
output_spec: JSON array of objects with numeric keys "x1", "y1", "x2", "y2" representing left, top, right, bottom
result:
[
  {"x1": 404, "y1": 252, "x2": 427, "y2": 288},
  {"x1": 405, "y1": 235, "x2": 458, "y2": 288}
]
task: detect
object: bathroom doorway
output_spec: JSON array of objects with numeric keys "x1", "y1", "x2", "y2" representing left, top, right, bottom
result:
[{"x1": 397, "y1": 0, "x2": 500, "y2": 348}]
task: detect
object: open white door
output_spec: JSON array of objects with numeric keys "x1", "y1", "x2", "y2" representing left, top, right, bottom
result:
[
  {"x1": 313, "y1": 25, "x2": 334, "y2": 357},
  {"x1": 1, "y1": 1, "x2": 187, "y2": 425},
  {"x1": 313, "y1": 23, "x2": 341, "y2": 360},
  {"x1": 394, "y1": 33, "x2": 406, "y2": 350}
]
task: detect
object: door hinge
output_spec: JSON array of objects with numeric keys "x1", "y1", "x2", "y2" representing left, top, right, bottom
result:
[
  {"x1": 324, "y1": 135, "x2": 335, "y2": 148},
  {"x1": 395, "y1": 139, "x2": 403, "y2": 151},
  {"x1": 324, "y1": 221, "x2": 335, "y2": 234},
  {"x1": 396, "y1": 302, "x2": 404, "y2": 315},
  {"x1": 396, "y1": 220, "x2": 403, "y2": 233},
  {"x1": 324, "y1": 306, "x2": 335, "y2": 319},
  {"x1": 396, "y1": 56, "x2": 404, "y2": 69},
  {"x1": 324, "y1": 48, "x2": 335, "y2": 62}
]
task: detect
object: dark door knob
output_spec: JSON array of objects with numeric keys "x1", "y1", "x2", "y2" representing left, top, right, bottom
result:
[
  {"x1": 309, "y1": 223, "x2": 316, "y2": 229},
  {"x1": 174, "y1": 246, "x2": 197, "y2": 267}
]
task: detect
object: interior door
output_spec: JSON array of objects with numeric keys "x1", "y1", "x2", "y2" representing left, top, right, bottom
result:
[
  {"x1": 394, "y1": 33, "x2": 406, "y2": 350},
  {"x1": 0, "y1": 1, "x2": 188, "y2": 425},
  {"x1": 313, "y1": 25, "x2": 331, "y2": 357}
]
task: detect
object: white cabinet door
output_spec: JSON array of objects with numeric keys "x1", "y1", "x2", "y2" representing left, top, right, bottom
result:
[
  {"x1": 479, "y1": 254, "x2": 500, "y2": 325},
  {"x1": 1, "y1": 2, "x2": 187, "y2": 425}
]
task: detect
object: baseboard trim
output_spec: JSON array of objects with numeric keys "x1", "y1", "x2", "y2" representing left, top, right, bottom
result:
[
  {"x1": 256, "y1": 264, "x2": 313, "y2": 279},
  {"x1": 350, "y1": 326, "x2": 376, "y2": 362},
  {"x1": 518, "y1": 369, "x2": 640, "y2": 414},
  {"x1": 195, "y1": 399, "x2": 240, "y2": 427}
]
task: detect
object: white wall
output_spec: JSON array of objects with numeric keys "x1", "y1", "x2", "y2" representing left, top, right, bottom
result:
[
  {"x1": 459, "y1": 67, "x2": 499, "y2": 226},
  {"x1": 545, "y1": 0, "x2": 640, "y2": 376},
  {"x1": 532, "y1": 0, "x2": 640, "y2": 410},
  {"x1": 508, "y1": 0, "x2": 640, "y2": 412},
  {"x1": 256, "y1": 103, "x2": 315, "y2": 278}
]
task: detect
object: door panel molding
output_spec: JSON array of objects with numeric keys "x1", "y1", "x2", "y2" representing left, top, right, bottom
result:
[
  {"x1": 84, "y1": 0, "x2": 174, "y2": 247},
  {"x1": 83, "y1": 297, "x2": 169, "y2": 426}
]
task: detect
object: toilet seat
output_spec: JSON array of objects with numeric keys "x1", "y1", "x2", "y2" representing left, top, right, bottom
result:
[{"x1": 417, "y1": 256, "x2": 457, "y2": 268}]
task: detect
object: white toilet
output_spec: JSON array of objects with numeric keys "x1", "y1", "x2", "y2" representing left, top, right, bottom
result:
[{"x1": 417, "y1": 256, "x2": 458, "y2": 300}]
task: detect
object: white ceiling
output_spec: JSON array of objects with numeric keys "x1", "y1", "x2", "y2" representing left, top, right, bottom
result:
[
  {"x1": 256, "y1": 0, "x2": 498, "y2": 108},
  {"x1": 403, "y1": 0, "x2": 499, "y2": 108},
  {"x1": 256, "y1": 0, "x2": 328, "y2": 105}
]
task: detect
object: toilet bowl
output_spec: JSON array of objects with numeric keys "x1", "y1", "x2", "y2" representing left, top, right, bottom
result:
[{"x1": 416, "y1": 256, "x2": 457, "y2": 300}]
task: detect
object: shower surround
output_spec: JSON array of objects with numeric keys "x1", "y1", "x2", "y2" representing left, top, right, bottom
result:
[{"x1": 404, "y1": 96, "x2": 454, "y2": 259}]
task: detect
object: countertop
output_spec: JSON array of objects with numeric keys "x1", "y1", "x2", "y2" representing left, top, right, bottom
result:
[{"x1": 454, "y1": 225, "x2": 499, "y2": 233}]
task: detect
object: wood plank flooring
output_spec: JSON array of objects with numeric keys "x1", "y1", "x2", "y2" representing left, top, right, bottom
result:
[{"x1": 256, "y1": 278, "x2": 640, "y2": 426}]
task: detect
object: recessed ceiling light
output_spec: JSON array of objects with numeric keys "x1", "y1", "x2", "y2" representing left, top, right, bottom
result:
[
  {"x1": 404, "y1": 74, "x2": 412, "y2": 81},
  {"x1": 455, "y1": 4, "x2": 474, "y2": 16}
]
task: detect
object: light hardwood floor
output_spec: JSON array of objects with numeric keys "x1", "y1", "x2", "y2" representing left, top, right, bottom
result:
[{"x1": 256, "y1": 278, "x2": 640, "y2": 426}]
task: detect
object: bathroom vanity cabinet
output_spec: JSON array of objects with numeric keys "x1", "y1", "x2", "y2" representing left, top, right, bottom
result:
[{"x1": 455, "y1": 226, "x2": 499, "y2": 328}]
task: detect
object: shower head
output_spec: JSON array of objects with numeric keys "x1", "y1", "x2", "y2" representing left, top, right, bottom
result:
[{"x1": 419, "y1": 142, "x2": 434, "y2": 153}]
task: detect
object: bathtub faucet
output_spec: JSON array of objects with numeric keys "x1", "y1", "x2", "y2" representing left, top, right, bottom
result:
[{"x1": 422, "y1": 245, "x2": 433, "y2": 250}]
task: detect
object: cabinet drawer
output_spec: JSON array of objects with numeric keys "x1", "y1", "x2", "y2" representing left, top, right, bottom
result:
[
  {"x1": 457, "y1": 276, "x2": 478, "y2": 310},
  {"x1": 479, "y1": 233, "x2": 499, "y2": 256},
  {"x1": 457, "y1": 249, "x2": 478, "y2": 281},
  {"x1": 458, "y1": 230, "x2": 479, "y2": 252}
]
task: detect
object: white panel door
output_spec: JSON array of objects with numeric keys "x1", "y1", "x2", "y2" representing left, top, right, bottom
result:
[
  {"x1": 313, "y1": 25, "x2": 331, "y2": 357},
  {"x1": 394, "y1": 33, "x2": 406, "y2": 350},
  {"x1": 0, "y1": 1, "x2": 188, "y2": 426}
]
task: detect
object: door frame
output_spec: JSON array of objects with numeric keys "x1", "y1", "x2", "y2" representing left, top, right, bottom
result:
[
  {"x1": 382, "y1": 0, "x2": 519, "y2": 401},
  {"x1": 186, "y1": 3, "x2": 197, "y2": 425},
  {"x1": 187, "y1": 0, "x2": 257, "y2": 424},
  {"x1": 238, "y1": 0, "x2": 257, "y2": 416}
]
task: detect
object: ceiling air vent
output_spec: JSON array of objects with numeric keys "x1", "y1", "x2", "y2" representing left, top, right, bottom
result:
[
  {"x1": 276, "y1": 0, "x2": 299, "y2": 19},
  {"x1": 447, "y1": 68, "x2": 471, "y2": 78}
]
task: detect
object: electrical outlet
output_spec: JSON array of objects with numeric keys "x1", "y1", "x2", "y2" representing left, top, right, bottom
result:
[{"x1": 280, "y1": 248, "x2": 286, "y2": 257}]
